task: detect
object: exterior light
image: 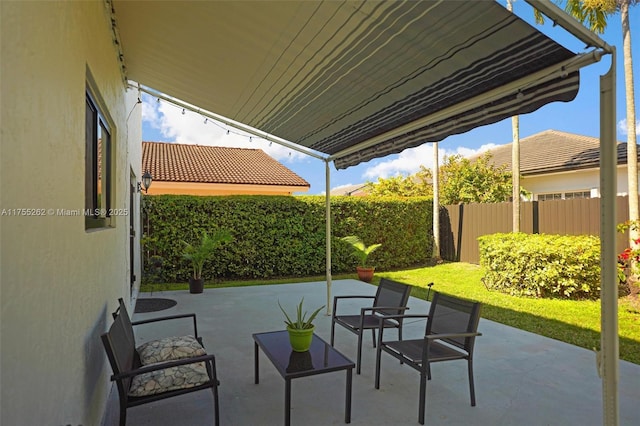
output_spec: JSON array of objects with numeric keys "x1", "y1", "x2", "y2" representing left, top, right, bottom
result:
[{"x1": 140, "y1": 171, "x2": 152, "y2": 193}]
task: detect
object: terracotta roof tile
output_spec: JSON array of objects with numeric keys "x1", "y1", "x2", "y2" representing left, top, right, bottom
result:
[
  {"x1": 142, "y1": 142, "x2": 310, "y2": 188},
  {"x1": 478, "y1": 129, "x2": 633, "y2": 175}
]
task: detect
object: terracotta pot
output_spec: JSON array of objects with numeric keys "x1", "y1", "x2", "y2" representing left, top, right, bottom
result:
[
  {"x1": 189, "y1": 277, "x2": 204, "y2": 294},
  {"x1": 356, "y1": 266, "x2": 375, "y2": 283}
]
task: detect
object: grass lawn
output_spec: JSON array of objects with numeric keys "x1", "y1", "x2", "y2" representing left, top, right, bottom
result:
[
  {"x1": 141, "y1": 262, "x2": 640, "y2": 365},
  {"x1": 377, "y1": 263, "x2": 640, "y2": 365}
]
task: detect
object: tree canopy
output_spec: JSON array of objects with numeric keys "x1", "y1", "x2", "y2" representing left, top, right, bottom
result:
[{"x1": 365, "y1": 152, "x2": 514, "y2": 205}]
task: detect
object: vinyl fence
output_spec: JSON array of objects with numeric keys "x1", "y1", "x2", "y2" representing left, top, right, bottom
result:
[{"x1": 440, "y1": 196, "x2": 635, "y2": 264}]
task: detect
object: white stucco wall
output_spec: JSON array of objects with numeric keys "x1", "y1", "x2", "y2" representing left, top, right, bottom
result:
[
  {"x1": 1, "y1": 2, "x2": 141, "y2": 425},
  {"x1": 522, "y1": 165, "x2": 637, "y2": 199}
]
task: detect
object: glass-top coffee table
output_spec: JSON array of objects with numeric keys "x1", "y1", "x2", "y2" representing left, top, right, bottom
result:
[{"x1": 253, "y1": 330, "x2": 355, "y2": 425}]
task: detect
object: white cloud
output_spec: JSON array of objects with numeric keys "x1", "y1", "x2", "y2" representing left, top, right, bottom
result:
[
  {"x1": 618, "y1": 118, "x2": 640, "y2": 136},
  {"x1": 362, "y1": 142, "x2": 499, "y2": 181},
  {"x1": 457, "y1": 143, "x2": 499, "y2": 157},
  {"x1": 331, "y1": 183, "x2": 357, "y2": 191},
  {"x1": 141, "y1": 97, "x2": 161, "y2": 129},
  {"x1": 141, "y1": 95, "x2": 307, "y2": 161}
]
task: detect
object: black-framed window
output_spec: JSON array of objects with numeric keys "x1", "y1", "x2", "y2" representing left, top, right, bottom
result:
[
  {"x1": 85, "y1": 89, "x2": 112, "y2": 229},
  {"x1": 565, "y1": 191, "x2": 591, "y2": 200}
]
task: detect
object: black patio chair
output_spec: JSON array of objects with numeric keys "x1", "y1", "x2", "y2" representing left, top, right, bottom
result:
[
  {"x1": 101, "y1": 300, "x2": 220, "y2": 426},
  {"x1": 330, "y1": 278, "x2": 414, "y2": 374},
  {"x1": 113, "y1": 298, "x2": 203, "y2": 346},
  {"x1": 374, "y1": 292, "x2": 482, "y2": 425}
]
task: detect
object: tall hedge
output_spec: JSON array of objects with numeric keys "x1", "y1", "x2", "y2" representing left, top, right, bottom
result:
[
  {"x1": 142, "y1": 195, "x2": 433, "y2": 282},
  {"x1": 478, "y1": 233, "x2": 601, "y2": 299}
]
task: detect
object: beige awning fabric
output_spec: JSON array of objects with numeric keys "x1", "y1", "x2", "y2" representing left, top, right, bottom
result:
[{"x1": 113, "y1": 0, "x2": 582, "y2": 169}]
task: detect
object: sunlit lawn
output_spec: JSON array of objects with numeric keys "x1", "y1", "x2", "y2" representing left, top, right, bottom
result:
[
  {"x1": 141, "y1": 262, "x2": 640, "y2": 365},
  {"x1": 378, "y1": 263, "x2": 640, "y2": 365}
]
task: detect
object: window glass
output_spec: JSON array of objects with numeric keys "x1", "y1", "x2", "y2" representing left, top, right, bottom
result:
[{"x1": 86, "y1": 90, "x2": 113, "y2": 229}]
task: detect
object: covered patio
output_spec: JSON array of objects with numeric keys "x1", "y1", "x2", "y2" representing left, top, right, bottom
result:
[
  {"x1": 104, "y1": 280, "x2": 640, "y2": 425},
  {"x1": 112, "y1": 3, "x2": 623, "y2": 420},
  {"x1": 1, "y1": 1, "x2": 630, "y2": 425}
]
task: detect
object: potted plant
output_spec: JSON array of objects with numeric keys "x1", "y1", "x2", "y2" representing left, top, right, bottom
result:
[
  {"x1": 340, "y1": 235, "x2": 382, "y2": 283},
  {"x1": 182, "y1": 229, "x2": 233, "y2": 294},
  {"x1": 278, "y1": 298, "x2": 325, "y2": 352}
]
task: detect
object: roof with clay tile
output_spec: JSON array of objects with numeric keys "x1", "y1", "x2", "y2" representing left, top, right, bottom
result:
[
  {"x1": 479, "y1": 129, "x2": 633, "y2": 175},
  {"x1": 142, "y1": 142, "x2": 310, "y2": 188}
]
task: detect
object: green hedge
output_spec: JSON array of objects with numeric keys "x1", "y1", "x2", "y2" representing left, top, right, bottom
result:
[
  {"x1": 142, "y1": 195, "x2": 433, "y2": 282},
  {"x1": 478, "y1": 233, "x2": 601, "y2": 299}
]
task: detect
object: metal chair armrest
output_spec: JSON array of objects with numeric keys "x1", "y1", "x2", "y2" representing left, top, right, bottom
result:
[
  {"x1": 132, "y1": 313, "x2": 200, "y2": 339},
  {"x1": 332, "y1": 295, "x2": 376, "y2": 317},
  {"x1": 368, "y1": 306, "x2": 410, "y2": 314},
  {"x1": 112, "y1": 353, "x2": 217, "y2": 381},
  {"x1": 376, "y1": 313, "x2": 429, "y2": 343},
  {"x1": 425, "y1": 331, "x2": 482, "y2": 340},
  {"x1": 333, "y1": 295, "x2": 376, "y2": 301},
  {"x1": 376, "y1": 313, "x2": 429, "y2": 322}
]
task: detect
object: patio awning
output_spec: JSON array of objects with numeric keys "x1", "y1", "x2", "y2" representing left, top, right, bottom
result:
[{"x1": 112, "y1": 0, "x2": 586, "y2": 169}]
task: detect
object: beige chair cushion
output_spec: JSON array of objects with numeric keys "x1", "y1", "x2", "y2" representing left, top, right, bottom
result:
[
  {"x1": 136, "y1": 335, "x2": 206, "y2": 366},
  {"x1": 128, "y1": 362, "x2": 209, "y2": 397}
]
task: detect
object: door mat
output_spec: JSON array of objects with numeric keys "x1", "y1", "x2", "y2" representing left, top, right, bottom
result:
[{"x1": 134, "y1": 298, "x2": 177, "y2": 313}]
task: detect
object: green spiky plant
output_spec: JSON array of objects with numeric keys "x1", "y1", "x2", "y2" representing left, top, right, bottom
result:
[
  {"x1": 340, "y1": 235, "x2": 382, "y2": 268},
  {"x1": 182, "y1": 229, "x2": 233, "y2": 279},
  {"x1": 278, "y1": 298, "x2": 325, "y2": 330}
]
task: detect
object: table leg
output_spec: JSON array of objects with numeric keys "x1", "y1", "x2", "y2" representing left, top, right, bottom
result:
[
  {"x1": 254, "y1": 342, "x2": 259, "y2": 384},
  {"x1": 285, "y1": 378, "x2": 291, "y2": 426},
  {"x1": 345, "y1": 368, "x2": 353, "y2": 423}
]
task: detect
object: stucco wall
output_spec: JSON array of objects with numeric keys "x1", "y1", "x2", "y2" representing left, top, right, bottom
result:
[{"x1": 1, "y1": 2, "x2": 141, "y2": 425}]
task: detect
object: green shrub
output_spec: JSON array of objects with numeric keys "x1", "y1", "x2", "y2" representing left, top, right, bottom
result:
[
  {"x1": 478, "y1": 233, "x2": 601, "y2": 299},
  {"x1": 142, "y1": 195, "x2": 433, "y2": 282}
]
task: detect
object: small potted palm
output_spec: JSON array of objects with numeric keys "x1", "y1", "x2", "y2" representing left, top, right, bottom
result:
[
  {"x1": 182, "y1": 229, "x2": 233, "y2": 293},
  {"x1": 340, "y1": 235, "x2": 382, "y2": 283},
  {"x1": 278, "y1": 298, "x2": 325, "y2": 352}
]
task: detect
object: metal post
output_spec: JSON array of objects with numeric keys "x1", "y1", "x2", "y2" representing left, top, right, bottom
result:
[
  {"x1": 325, "y1": 160, "x2": 333, "y2": 315},
  {"x1": 432, "y1": 142, "x2": 440, "y2": 260},
  {"x1": 599, "y1": 48, "x2": 618, "y2": 426}
]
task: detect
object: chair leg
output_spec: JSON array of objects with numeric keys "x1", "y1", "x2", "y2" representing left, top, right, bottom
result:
[
  {"x1": 119, "y1": 406, "x2": 127, "y2": 426},
  {"x1": 398, "y1": 326, "x2": 403, "y2": 365},
  {"x1": 426, "y1": 361, "x2": 431, "y2": 380},
  {"x1": 356, "y1": 328, "x2": 363, "y2": 374},
  {"x1": 207, "y1": 358, "x2": 221, "y2": 426},
  {"x1": 371, "y1": 328, "x2": 376, "y2": 348},
  {"x1": 374, "y1": 344, "x2": 382, "y2": 389},
  {"x1": 330, "y1": 320, "x2": 335, "y2": 346},
  {"x1": 213, "y1": 384, "x2": 220, "y2": 426},
  {"x1": 468, "y1": 359, "x2": 476, "y2": 406},
  {"x1": 418, "y1": 371, "x2": 427, "y2": 425}
]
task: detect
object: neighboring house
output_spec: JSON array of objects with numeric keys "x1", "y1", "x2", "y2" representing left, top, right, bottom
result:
[
  {"x1": 142, "y1": 142, "x2": 310, "y2": 196},
  {"x1": 330, "y1": 183, "x2": 369, "y2": 196},
  {"x1": 478, "y1": 129, "x2": 640, "y2": 200}
]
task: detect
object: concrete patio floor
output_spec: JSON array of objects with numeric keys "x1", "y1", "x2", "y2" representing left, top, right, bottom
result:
[{"x1": 104, "y1": 279, "x2": 640, "y2": 426}]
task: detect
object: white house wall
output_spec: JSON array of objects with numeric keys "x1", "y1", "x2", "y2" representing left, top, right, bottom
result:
[
  {"x1": 1, "y1": 2, "x2": 141, "y2": 425},
  {"x1": 522, "y1": 165, "x2": 636, "y2": 198}
]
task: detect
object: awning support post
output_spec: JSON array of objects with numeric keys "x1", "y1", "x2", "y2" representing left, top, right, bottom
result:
[
  {"x1": 432, "y1": 142, "x2": 440, "y2": 260},
  {"x1": 599, "y1": 47, "x2": 618, "y2": 426},
  {"x1": 325, "y1": 159, "x2": 332, "y2": 315}
]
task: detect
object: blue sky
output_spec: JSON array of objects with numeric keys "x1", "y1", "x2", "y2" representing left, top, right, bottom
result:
[{"x1": 141, "y1": 1, "x2": 639, "y2": 195}]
